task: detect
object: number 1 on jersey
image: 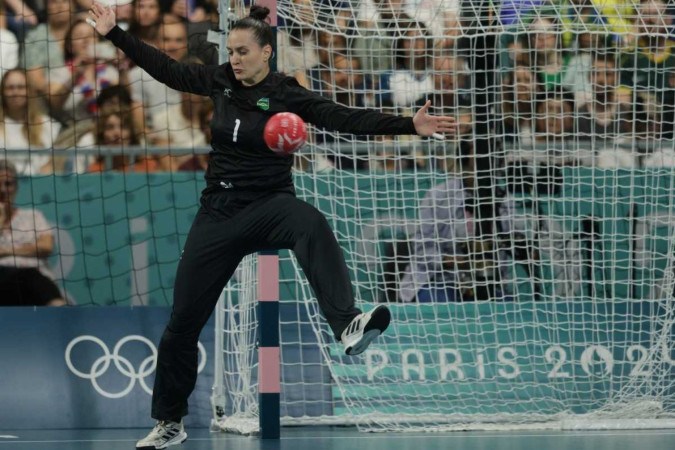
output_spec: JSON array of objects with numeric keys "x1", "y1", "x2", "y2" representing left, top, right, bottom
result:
[{"x1": 233, "y1": 119, "x2": 241, "y2": 142}]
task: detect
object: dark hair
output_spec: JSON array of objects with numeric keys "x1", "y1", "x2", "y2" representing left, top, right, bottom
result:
[
  {"x1": 0, "y1": 68, "x2": 24, "y2": 110},
  {"x1": 64, "y1": 19, "x2": 91, "y2": 61},
  {"x1": 394, "y1": 18, "x2": 433, "y2": 71},
  {"x1": 231, "y1": 5, "x2": 273, "y2": 48},
  {"x1": 97, "y1": 85, "x2": 133, "y2": 109},
  {"x1": 180, "y1": 55, "x2": 204, "y2": 65},
  {"x1": 127, "y1": 0, "x2": 161, "y2": 42},
  {"x1": 96, "y1": 110, "x2": 140, "y2": 146}
]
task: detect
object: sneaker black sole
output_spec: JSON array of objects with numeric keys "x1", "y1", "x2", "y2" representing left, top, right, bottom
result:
[
  {"x1": 364, "y1": 305, "x2": 391, "y2": 335},
  {"x1": 346, "y1": 305, "x2": 391, "y2": 356}
]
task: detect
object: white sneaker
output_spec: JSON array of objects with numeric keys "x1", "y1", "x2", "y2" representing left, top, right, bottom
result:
[
  {"x1": 136, "y1": 420, "x2": 187, "y2": 449},
  {"x1": 341, "y1": 305, "x2": 391, "y2": 356}
]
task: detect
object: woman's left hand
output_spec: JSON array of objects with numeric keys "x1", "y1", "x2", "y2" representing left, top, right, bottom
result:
[
  {"x1": 88, "y1": 1, "x2": 117, "y2": 36},
  {"x1": 413, "y1": 100, "x2": 459, "y2": 139}
]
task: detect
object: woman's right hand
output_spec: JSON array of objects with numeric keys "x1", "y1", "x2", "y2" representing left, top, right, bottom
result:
[{"x1": 88, "y1": 1, "x2": 117, "y2": 36}]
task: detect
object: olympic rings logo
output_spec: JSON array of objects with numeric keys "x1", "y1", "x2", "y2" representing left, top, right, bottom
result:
[{"x1": 65, "y1": 335, "x2": 207, "y2": 399}]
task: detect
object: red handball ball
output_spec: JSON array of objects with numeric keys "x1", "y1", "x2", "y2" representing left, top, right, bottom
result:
[{"x1": 263, "y1": 112, "x2": 307, "y2": 154}]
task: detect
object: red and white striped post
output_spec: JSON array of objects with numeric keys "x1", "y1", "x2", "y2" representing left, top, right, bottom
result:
[
  {"x1": 257, "y1": 250, "x2": 280, "y2": 439},
  {"x1": 254, "y1": 0, "x2": 280, "y2": 439}
]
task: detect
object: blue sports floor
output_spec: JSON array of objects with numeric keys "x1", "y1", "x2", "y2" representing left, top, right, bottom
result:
[{"x1": 0, "y1": 427, "x2": 673, "y2": 450}]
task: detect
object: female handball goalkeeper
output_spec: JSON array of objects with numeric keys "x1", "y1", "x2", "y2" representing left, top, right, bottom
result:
[{"x1": 88, "y1": 3, "x2": 457, "y2": 448}]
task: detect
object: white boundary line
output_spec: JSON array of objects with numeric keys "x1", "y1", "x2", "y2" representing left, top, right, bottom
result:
[
  {"x1": 279, "y1": 430, "x2": 675, "y2": 439},
  {"x1": 3, "y1": 430, "x2": 675, "y2": 444}
]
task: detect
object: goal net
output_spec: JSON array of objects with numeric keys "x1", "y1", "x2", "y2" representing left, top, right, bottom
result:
[{"x1": 212, "y1": 0, "x2": 675, "y2": 432}]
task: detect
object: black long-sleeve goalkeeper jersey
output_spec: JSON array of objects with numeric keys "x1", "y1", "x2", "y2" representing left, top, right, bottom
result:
[{"x1": 105, "y1": 26, "x2": 417, "y2": 193}]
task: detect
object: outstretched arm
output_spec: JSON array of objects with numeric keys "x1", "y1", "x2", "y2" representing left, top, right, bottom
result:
[
  {"x1": 287, "y1": 81, "x2": 458, "y2": 138},
  {"x1": 413, "y1": 100, "x2": 458, "y2": 139},
  {"x1": 88, "y1": 1, "x2": 214, "y2": 96}
]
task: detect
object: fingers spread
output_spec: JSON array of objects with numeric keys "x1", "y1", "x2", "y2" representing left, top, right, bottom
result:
[{"x1": 91, "y1": 2, "x2": 107, "y2": 15}]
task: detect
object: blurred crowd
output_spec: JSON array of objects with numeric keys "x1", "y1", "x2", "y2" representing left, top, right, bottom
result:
[
  {"x1": 498, "y1": 0, "x2": 675, "y2": 169},
  {"x1": 278, "y1": 0, "x2": 675, "y2": 170},
  {"x1": 0, "y1": 0, "x2": 673, "y2": 175},
  {"x1": 0, "y1": 0, "x2": 218, "y2": 175},
  {"x1": 2, "y1": 0, "x2": 674, "y2": 305}
]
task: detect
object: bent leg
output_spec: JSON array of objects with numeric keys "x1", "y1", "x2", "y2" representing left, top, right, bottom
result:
[
  {"x1": 289, "y1": 202, "x2": 361, "y2": 337},
  {"x1": 237, "y1": 194, "x2": 361, "y2": 338}
]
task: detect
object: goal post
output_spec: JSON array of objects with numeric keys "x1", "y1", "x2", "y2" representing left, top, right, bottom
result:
[{"x1": 211, "y1": 0, "x2": 675, "y2": 434}]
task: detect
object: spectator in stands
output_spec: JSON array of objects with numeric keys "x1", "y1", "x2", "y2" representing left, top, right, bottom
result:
[
  {"x1": 117, "y1": 0, "x2": 169, "y2": 104},
  {"x1": 0, "y1": 69, "x2": 61, "y2": 175},
  {"x1": 375, "y1": 19, "x2": 434, "y2": 112},
  {"x1": 619, "y1": 0, "x2": 675, "y2": 139},
  {"x1": 97, "y1": 0, "x2": 134, "y2": 30},
  {"x1": 308, "y1": 30, "x2": 369, "y2": 170},
  {"x1": 534, "y1": 91, "x2": 575, "y2": 144},
  {"x1": 0, "y1": 160, "x2": 66, "y2": 306},
  {"x1": 128, "y1": 0, "x2": 161, "y2": 46},
  {"x1": 417, "y1": 56, "x2": 470, "y2": 115},
  {"x1": 149, "y1": 55, "x2": 208, "y2": 171},
  {"x1": 501, "y1": 65, "x2": 538, "y2": 146},
  {"x1": 164, "y1": 0, "x2": 208, "y2": 22},
  {"x1": 277, "y1": 0, "x2": 320, "y2": 87},
  {"x1": 502, "y1": 34, "x2": 531, "y2": 70},
  {"x1": 373, "y1": 55, "x2": 470, "y2": 173},
  {"x1": 577, "y1": 51, "x2": 634, "y2": 144},
  {"x1": 97, "y1": 84, "x2": 146, "y2": 142},
  {"x1": 354, "y1": 0, "x2": 459, "y2": 72},
  {"x1": 527, "y1": 16, "x2": 574, "y2": 92},
  {"x1": 309, "y1": 30, "x2": 365, "y2": 108},
  {"x1": 159, "y1": 0, "x2": 218, "y2": 65},
  {"x1": 49, "y1": 18, "x2": 120, "y2": 123},
  {"x1": 565, "y1": 33, "x2": 616, "y2": 107},
  {"x1": 87, "y1": 109, "x2": 157, "y2": 172},
  {"x1": 3, "y1": 0, "x2": 39, "y2": 42},
  {"x1": 560, "y1": 0, "x2": 636, "y2": 50},
  {"x1": 397, "y1": 146, "x2": 506, "y2": 302},
  {"x1": 352, "y1": 0, "x2": 405, "y2": 73},
  {"x1": 126, "y1": 14, "x2": 186, "y2": 132},
  {"x1": 54, "y1": 84, "x2": 142, "y2": 172},
  {"x1": 22, "y1": 0, "x2": 73, "y2": 103},
  {"x1": 0, "y1": 2, "x2": 20, "y2": 79}
]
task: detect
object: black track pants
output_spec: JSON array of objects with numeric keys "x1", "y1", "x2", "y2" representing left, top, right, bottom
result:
[{"x1": 151, "y1": 192, "x2": 361, "y2": 421}]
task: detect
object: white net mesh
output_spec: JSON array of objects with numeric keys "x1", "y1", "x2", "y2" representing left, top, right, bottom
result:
[{"x1": 213, "y1": 0, "x2": 675, "y2": 432}]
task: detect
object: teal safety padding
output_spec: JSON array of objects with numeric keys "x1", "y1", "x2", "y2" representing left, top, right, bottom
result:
[
  {"x1": 17, "y1": 173, "x2": 203, "y2": 305},
  {"x1": 13, "y1": 169, "x2": 675, "y2": 305}
]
